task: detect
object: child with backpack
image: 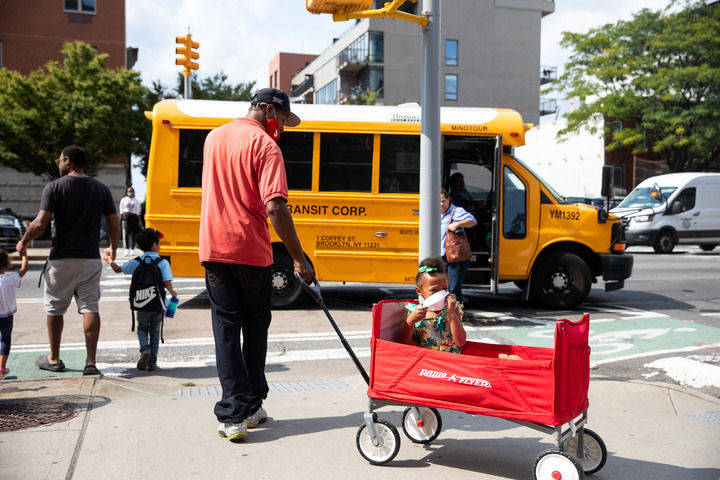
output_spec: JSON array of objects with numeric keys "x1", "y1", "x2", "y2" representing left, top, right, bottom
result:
[
  {"x1": 107, "y1": 228, "x2": 177, "y2": 371},
  {"x1": 1, "y1": 248, "x2": 28, "y2": 380}
]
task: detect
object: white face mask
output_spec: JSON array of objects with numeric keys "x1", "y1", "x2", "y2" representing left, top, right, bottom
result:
[{"x1": 418, "y1": 290, "x2": 449, "y2": 311}]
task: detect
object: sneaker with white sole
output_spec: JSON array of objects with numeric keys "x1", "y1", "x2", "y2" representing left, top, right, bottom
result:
[
  {"x1": 218, "y1": 421, "x2": 248, "y2": 441},
  {"x1": 246, "y1": 407, "x2": 267, "y2": 428}
]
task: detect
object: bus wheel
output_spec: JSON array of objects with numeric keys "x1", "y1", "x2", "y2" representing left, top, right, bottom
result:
[
  {"x1": 269, "y1": 253, "x2": 303, "y2": 308},
  {"x1": 531, "y1": 251, "x2": 591, "y2": 309},
  {"x1": 699, "y1": 244, "x2": 717, "y2": 252}
]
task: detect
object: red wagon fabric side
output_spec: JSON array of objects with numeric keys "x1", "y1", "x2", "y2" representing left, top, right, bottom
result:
[{"x1": 366, "y1": 301, "x2": 590, "y2": 426}]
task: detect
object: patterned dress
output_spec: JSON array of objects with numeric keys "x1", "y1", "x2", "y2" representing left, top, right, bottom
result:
[{"x1": 405, "y1": 302, "x2": 464, "y2": 353}]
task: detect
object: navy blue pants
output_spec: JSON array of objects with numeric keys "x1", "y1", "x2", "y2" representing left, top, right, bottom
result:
[
  {"x1": 444, "y1": 257, "x2": 469, "y2": 304},
  {"x1": 204, "y1": 262, "x2": 271, "y2": 423},
  {"x1": 0, "y1": 315, "x2": 13, "y2": 356}
]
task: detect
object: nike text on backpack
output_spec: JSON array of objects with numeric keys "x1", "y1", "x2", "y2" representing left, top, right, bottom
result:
[{"x1": 129, "y1": 256, "x2": 166, "y2": 342}]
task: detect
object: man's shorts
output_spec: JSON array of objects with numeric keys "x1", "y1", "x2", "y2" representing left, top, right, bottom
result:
[{"x1": 43, "y1": 258, "x2": 102, "y2": 316}]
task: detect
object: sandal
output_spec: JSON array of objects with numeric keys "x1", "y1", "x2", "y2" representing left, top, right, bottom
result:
[
  {"x1": 83, "y1": 364, "x2": 101, "y2": 376},
  {"x1": 36, "y1": 355, "x2": 66, "y2": 372},
  {"x1": 0, "y1": 368, "x2": 9, "y2": 380}
]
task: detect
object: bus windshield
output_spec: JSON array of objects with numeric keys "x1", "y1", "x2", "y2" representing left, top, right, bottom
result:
[{"x1": 618, "y1": 187, "x2": 676, "y2": 209}]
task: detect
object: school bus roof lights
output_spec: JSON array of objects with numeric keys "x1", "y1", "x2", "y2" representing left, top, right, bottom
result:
[
  {"x1": 306, "y1": 0, "x2": 427, "y2": 27},
  {"x1": 175, "y1": 34, "x2": 200, "y2": 76}
]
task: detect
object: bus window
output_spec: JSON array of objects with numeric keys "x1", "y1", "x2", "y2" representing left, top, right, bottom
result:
[
  {"x1": 178, "y1": 129, "x2": 210, "y2": 188},
  {"x1": 503, "y1": 166, "x2": 526, "y2": 239},
  {"x1": 319, "y1": 133, "x2": 373, "y2": 192},
  {"x1": 379, "y1": 134, "x2": 419, "y2": 193},
  {"x1": 277, "y1": 132, "x2": 313, "y2": 191}
]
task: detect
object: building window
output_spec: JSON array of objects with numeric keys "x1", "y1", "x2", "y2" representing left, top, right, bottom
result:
[
  {"x1": 503, "y1": 167, "x2": 527, "y2": 239},
  {"x1": 445, "y1": 39, "x2": 458, "y2": 66},
  {"x1": 369, "y1": 31, "x2": 383, "y2": 63},
  {"x1": 0, "y1": 40, "x2": 3, "y2": 70},
  {"x1": 320, "y1": 133, "x2": 373, "y2": 192},
  {"x1": 379, "y1": 135, "x2": 420, "y2": 193},
  {"x1": 445, "y1": 74, "x2": 458, "y2": 101},
  {"x1": 274, "y1": 71, "x2": 278, "y2": 89},
  {"x1": 277, "y1": 132, "x2": 313, "y2": 191},
  {"x1": 316, "y1": 79, "x2": 338, "y2": 104},
  {"x1": 178, "y1": 129, "x2": 211, "y2": 188},
  {"x1": 269, "y1": 75, "x2": 273, "y2": 88},
  {"x1": 64, "y1": 0, "x2": 96, "y2": 14},
  {"x1": 359, "y1": 66, "x2": 384, "y2": 98}
]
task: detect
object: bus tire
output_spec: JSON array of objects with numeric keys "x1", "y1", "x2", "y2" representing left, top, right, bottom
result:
[
  {"x1": 531, "y1": 251, "x2": 591, "y2": 309},
  {"x1": 269, "y1": 250, "x2": 304, "y2": 308},
  {"x1": 653, "y1": 230, "x2": 675, "y2": 254},
  {"x1": 699, "y1": 244, "x2": 717, "y2": 252}
]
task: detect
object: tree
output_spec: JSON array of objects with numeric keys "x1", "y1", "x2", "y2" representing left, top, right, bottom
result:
[
  {"x1": 175, "y1": 71, "x2": 255, "y2": 101},
  {"x1": 0, "y1": 42, "x2": 148, "y2": 178},
  {"x1": 548, "y1": 1, "x2": 720, "y2": 172},
  {"x1": 342, "y1": 86, "x2": 383, "y2": 105}
]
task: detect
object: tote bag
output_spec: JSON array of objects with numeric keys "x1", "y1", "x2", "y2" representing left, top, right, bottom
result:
[{"x1": 445, "y1": 206, "x2": 472, "y2": 263}]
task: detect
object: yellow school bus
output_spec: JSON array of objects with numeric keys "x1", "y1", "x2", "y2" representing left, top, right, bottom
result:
[{"x1": 144, "y1": 99, "x2": 632, "y2": 308}]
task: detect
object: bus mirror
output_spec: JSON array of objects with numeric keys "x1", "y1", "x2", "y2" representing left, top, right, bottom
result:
[
  {"x1": 651, "y1": 183, "x2": 663, "y2": 202},
  {"x1": 601, "y1": 166, "x2": 612, "y2": 197}
]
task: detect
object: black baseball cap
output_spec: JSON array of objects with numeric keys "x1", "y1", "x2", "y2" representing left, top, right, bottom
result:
[{"x1": 251, "y1": 87, "x2": 300, "y2": 127}]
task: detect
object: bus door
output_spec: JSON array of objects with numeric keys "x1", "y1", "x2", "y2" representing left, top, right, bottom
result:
[
  {"x1": 490, "y1": 135, "x2": 502, "y2": 294},
  {"x1": 443, "y1": 135, "x2": 497, "y2": 288}
]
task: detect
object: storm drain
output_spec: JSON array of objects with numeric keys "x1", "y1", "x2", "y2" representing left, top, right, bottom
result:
[
  {"x1": 172, "y1": 378, "x2": 349, "y2": 399},
  {"x1": 0, "y1": 399, "x2": 79, "y2": 432},
  {"x1": 686, "y1": 411, "x2": 720, "y2": 428}
]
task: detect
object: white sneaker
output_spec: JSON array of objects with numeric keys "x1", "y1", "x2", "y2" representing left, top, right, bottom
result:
[
  {"x1": 218, "y1": 421, "x2": 247, "y2": 441},
  {"x1": 246, "y1": 407, "x2": 267, "y2": 428}
]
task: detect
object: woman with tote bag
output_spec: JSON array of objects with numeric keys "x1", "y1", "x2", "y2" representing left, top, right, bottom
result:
[{"x1": 440, "y1": 189, "x2": 477, "y2": 304}]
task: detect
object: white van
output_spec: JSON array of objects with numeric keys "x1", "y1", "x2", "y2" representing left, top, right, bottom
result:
[{"x1": 611, "y1": 173, "x2": 720, "y2": 253}]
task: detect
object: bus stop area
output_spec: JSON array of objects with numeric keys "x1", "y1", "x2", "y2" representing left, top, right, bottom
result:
[{"x1": 2, "y1": 280, "x2": 720, "y2": 480}]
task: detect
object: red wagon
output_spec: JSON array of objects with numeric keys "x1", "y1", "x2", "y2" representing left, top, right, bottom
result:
[{"x1": 299, "y1": 278, "x2": 607, "y2": 480}]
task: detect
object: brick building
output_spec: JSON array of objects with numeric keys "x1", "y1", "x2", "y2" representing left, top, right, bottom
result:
[
  {"x1": 0, "y1": 0, "x2": 130, "y2": 219},
  {"x1": 268, "y1": 53, "x2": 318, "y2": 96}
]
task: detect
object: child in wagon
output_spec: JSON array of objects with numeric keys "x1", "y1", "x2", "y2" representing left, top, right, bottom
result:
[{"x1": 404, "y1": 256, "x2": 466, "y2": 353}]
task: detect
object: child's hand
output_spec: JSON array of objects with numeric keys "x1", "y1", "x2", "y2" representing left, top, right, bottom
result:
[
  {"x1": 407, "y1": 306, "x2": 428, "y2": 325},
  {"x1": 446, "y1": 294, "x2": 458, "y2": 316}
]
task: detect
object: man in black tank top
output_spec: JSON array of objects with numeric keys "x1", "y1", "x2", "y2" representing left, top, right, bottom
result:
[{"x1": 16, "y1": 146, "x2": 121, "y2": 375}]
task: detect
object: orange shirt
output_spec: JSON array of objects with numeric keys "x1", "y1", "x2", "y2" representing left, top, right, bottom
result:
[{"x1": 199, "y1": 118, "x2": 288, "y2": 266}]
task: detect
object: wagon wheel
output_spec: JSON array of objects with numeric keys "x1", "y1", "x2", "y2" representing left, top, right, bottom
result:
[
  {"x1": 401, "y1": 407, "x2": 442, "y2": 444},
  {"x1": 356, "y1": 419, "x2": 400, "y2": 465},
  {"x1": 534, "y1": 449, "x2": 584, "y2": 480},
  {"x1": 562, "y1": 429, "x2": 607, "y2": 474}
]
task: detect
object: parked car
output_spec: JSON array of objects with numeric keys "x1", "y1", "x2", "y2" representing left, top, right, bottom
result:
[
  {"x1": 611, "y1": 173, "x2": 720, "y2": 253},
  {"x1": 0, "y1": 207, "x2": 25, "y2": 253}
]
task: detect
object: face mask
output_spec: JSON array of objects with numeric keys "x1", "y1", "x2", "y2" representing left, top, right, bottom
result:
[
  {"x1": 265, "y1": 107, "x2": 281, "y2": 142},
  {"x1": 418, "y1": 290, "x2": 449, "y2": 311},
  {"x1": 128, "y1": 193, "x2": 134, "y2": 198}
]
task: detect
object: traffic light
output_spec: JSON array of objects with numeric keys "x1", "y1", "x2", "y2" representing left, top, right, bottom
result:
[{"x1": 175, "y1": 34, "x2": 199, "y2": 75}]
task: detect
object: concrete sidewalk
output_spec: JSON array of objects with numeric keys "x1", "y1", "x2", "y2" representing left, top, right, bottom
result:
[{"x1": 1, "y1": 370, "x2": 719, "y2": 480}]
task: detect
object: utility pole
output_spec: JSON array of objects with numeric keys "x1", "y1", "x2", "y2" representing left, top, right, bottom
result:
[
  {"x1": 419, "y1": 0, "x2": 441, "y2": 258},
  {"x1": 175, "y1": 31, "x2": 200, "y2": 99}
]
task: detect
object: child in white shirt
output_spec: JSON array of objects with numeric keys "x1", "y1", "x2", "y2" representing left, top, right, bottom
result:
[{"x1": 0, "y1": 248, "x2": 28, "y2": 379}]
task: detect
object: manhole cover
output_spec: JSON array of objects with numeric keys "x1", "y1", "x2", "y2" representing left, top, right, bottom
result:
[{"x1": 0, "y1": 399, "x2": 79, "y2": 432}]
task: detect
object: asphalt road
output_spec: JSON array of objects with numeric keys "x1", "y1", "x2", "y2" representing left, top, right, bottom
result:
[{"x1": 9, "y1": 245, "x2": 720, "y2": 398}]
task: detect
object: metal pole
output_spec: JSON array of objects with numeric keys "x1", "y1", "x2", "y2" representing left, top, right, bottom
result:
[
  {"x1": 419, "y1": 0, "x2": 441, "y2": 259},
  {"x1": 184, "y1": 71, "x2": 192, "y2": 99}
]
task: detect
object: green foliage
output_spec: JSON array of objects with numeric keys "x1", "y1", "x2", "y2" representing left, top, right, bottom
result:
[
  {"x1": 175, "y1": 71, "x2": 255, "y2": 101},
  {"x1": 548, "y1": 1, "x2": 720, "y2": 172},
  {"x1": 342, "y1": 86, "x2": 383, "y2": 105},
  {"x1": 0, "y1": 42, "x2": 147, "y2": 178}
]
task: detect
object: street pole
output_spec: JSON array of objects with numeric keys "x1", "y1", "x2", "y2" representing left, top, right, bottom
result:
[
  {"x1": 419, "y1": 0, "x2": 441, "y2": 259},
  {"x1": 184, "y1": 71, "x2": 192, "y2": 99}
]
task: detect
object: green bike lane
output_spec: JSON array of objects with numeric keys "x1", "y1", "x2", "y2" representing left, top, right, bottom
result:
[{"x1": 478, "y1": 308, "x2": 720, "y2": 365}]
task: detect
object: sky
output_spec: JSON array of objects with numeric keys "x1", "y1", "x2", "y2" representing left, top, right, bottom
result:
[{"x1": 126, "y1": 0, "x2": 670, "y2": 200}]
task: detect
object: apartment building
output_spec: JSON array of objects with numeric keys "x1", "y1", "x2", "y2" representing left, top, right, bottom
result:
[{"x1": 289, "y1": 0, "x2": 555, "y2": 125}]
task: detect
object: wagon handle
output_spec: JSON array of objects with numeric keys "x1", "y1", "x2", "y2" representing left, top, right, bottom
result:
[{"x1": 295, "y1": 272, "x2": 370, "y2": 385}]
